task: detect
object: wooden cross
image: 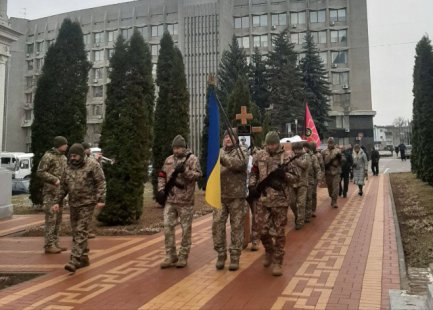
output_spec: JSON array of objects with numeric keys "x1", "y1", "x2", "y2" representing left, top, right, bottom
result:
[{"x1": 236, "y1": 106, "x2": 253, "y2": 125}]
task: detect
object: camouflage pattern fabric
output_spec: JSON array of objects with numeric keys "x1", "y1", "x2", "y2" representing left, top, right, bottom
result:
[
  {"x1": 289, "y1": 186, "x2": 308, "y2": 226},
  {"x1": 37, "y1": 148, "x2": 67, "y2": 248},
  {"x1": 69, "y1": 205, "x2": 94, "y2": 264},
  {"x1": 326, "y1": 174, "x2": 340, "y2": 207},
  {"x1": 212, "y1": 198, "x2": 247, "y2": 259},
  {"x1": 158, "y1": 151, "x2": 202, "y2": 205},
  {"x1": 322, "y1": 147, "x2": 343, "y2": 207},
  {"x1": 248, "y1": 200, "x2": 259, "y2": 243},
  {"x1": 307, "y1": 151, "x2": 322, "y2": 218},
  {"x1": 220, "y1": 146, "x2": 248, "y2": 199},
  {"x1": 255, "y1": 203, "x2": 289, "y2": 264},
  {"x1": 164, "y1": 203, "x2": 194, "y2": 259}
]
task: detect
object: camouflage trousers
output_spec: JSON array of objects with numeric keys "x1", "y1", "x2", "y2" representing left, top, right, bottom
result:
[
  {"x1": 164, "y1": 203, "x2": 194, "y2": 259},
  {"x1": 256, "y1": 203, "x2": 288, "y2": 264},
  {"x1": 247, "y1": 200, "x2": 259, "y2": 243},
  {"x1": 212, "y1": 198, "x2": 247, "y2": 259},
  {"x1": 43, "y1": 192, "x2": 62, "y2": 248},
  {"x1": 289, "y1": 186, "x2": 308, "y2": 226},
  {"x1": 69, "y1": 204, "x2": 94, "y2": 264},
  {"x1": 312, "y1": 181, "x2": 318, "y2": 214},
  {"x1": 325, "y1": 174, "x2": 340, "y2": 207},
  {"x1": 305, "y1": 182, "x2": 314, "y2": 220},
  {"x1": 89, "y1": 207, "x2": 102, "y2": 234}
]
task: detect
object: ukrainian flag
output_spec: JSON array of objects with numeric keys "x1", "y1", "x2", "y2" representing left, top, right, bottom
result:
[{"x1": 205, "y1": 89, "x2": 222, "y2": 209}]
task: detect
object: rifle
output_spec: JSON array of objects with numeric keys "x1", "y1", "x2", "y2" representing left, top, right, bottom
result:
[{"x1": 156, "y1": 153, "x2": 193, "y2": 206}]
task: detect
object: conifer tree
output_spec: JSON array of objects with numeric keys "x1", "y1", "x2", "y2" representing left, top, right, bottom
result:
[
  {"x1": 29, "y1": 19, "x2": 91, "y2": 205},
  {"x1": 249, "y1": 47, "x2": 269, "y2": 115},
  {"x1": 412, "y1": 35, "x2": 433, "y2": 183},
  {"x1": 300, "y1": 32, "x2": 331, "y2": 138},
  {"x1": 152, "y1": 32, "x2": 190, "y2": 195},
  {"x1": 266, "y1": 31, "x2": 304, "y2": 133},
  {"x1": 98, "y1": 31, "x2": 155, "y2": 225}
]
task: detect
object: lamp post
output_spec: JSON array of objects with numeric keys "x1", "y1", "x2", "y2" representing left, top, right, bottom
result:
[{"x1": 294, "y1": 119, "x2": 298, "y2": 135}]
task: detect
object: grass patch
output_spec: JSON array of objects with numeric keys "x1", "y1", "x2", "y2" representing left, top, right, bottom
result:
[
  {"x1": 0, "y1": 273, "x2": 44, "y2": 290},
  {"x1": 390, "y1": 172, "x2": 433, "y2": 267}
]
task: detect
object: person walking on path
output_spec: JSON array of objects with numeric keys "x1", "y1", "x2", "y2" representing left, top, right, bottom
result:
[
  {"x1": 339, "y1": 145, "x2": 353, "y2": 198},
  {"x1": 213, "y1": 131, "x2": 249, "y2": 271},
  {"x1": 37, "y1": 136, "x2": 68, "y2": 254},
  {"x1": 248, "y1": 131, "x2": 299, "y2": 276},
  {"x1": 399, "y1": 143, "x2": 407, "y2": 161},
  {"x1": 310, "y1": 142, "x2": 323, "y2": 217},
  {"x1": 352, "y1": 144, "x2": 368, "y2": 196},
  {"x1": 157, "y1": 135, "x2": 202, "y2": 269},
  {"x1": 322, "y1": 137, "x2": 343, "y2": 208},
  {"x1": 53, "y1": 143, "x2": 106, "y2": 273},
  {"x1": 371, "y1": 147, "x2": 380, "y2": 176},
  {"x1": 395, "y1": 146, "x2": 399, "y2": 158}
]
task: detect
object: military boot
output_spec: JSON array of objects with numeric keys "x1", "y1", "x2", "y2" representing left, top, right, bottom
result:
[
  {"x1": 263, "y1": 253, "x2": 272, "y2": 268},
  {"x1": 176, "y1": 256, "x2": 188, "y2": 268},
  {"x1": 272, "y1": 264, "x2": 283, "y2": 276},
  {"x1": 55, "y1": 244, "x2": 67, "y2": 252},
  {"x1": 228, "y1": 257, "x2": 239, "y2": 271},
  {"x1": 215, "y1": 253, "x2": 227, "y2": 270},
  {"x1": 160, "y1": 256, "x2": 178, "y2": 269},
  {"x1": 64, "y1": 260, "x2": 80, "y2": 273},
  {"x1": 45, "y1": 246, "x2": 61, "y2": 254},
  {"x1": 250, "y1": 242, "x2": 259, "y2": 252},
  {"x1": 79, "y1": 256, "x2": 90, "y2": 268}
]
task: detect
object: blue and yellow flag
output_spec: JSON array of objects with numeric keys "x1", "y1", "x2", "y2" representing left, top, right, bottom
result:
[{"x1": 205, "y1": 89, "x2": 222, "y2": 209}]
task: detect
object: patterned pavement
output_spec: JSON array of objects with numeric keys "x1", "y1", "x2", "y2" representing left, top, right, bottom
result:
[{"x1": 0, "y1": 165, "x2": 404, "y2": 310}]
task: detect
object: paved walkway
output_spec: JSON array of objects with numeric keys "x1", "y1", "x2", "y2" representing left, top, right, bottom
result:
[{"x1": 0, "y1": 163, "x2": 405, "y2": 310}]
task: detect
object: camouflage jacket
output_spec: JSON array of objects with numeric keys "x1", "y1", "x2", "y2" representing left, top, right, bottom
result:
[
  {"x1": 158, "y1": 152, "x2": 202, "y2": 205},
  {"x1": 220, "y1": 146, "x2": 249, "y2": 199},
  {"x1": 310, "y1": 152, "x2": 322, "y2": 183},
  {"x1": 37, "y1": 148, "x2": 67, "y2": 196},
  {"x1": 249, "y1": 146, "x2": 299, "y2": 207},
  {"x1": 322, "y1": 147, "x2": 343, "y2": 176},
  {"x1": 292, "y1": 152, "x2": 310, "y2": 188},
  {"x1": 57, "y1": 157, "x2": 106, "y2": 207},
  {"x1": 315, "y1": 151, "x2": 325, "y2": 175}
]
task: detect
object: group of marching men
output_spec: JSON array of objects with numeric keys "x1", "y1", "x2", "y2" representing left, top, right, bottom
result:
[{"x1": 157, "y1": 131, "x2": 355, "y2": 277}]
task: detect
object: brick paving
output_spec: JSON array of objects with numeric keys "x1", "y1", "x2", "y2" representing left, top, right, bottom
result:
[{"x1": 0, "y1": 173, "x2": 401, "y2": 310}]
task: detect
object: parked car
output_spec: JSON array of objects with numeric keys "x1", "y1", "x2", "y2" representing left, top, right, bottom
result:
[
  {"x1": 0, "y1": 152, "x2": 33, "y2": 179},
  {"x1": 12, "y1": 178, "x2": 30, "y2": 195}
]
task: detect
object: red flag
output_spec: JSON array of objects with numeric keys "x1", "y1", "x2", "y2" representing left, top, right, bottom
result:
[{"x1": 304, "y1": 103, "x2": 321, "y2": 148}]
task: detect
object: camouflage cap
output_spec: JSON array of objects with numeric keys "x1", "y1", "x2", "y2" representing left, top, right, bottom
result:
[
  {"x1": 265, "y1": 131, "x2": 280, "y2": 145},
  {"x1": 68, "y1": 143, "x2": 85, "y2": 157},
  {"x1": 81, "y1": 142, "x2": 91, "y2": 150},
  {"x1": 172, "y1": 135, "x2": 186, "y2": 148},
  {"x1": 53, "y1": 136, "x2": 68, "y2": 148}
]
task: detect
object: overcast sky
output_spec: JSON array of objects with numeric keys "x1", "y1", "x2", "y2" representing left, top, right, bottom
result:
[{"x1": 7, "y1": 0, "x2": 433, "y2": 126}]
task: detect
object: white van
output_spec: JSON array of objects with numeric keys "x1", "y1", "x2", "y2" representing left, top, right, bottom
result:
[{"x1": 0, "y1": 152, "x2": 34, "y2": 179}]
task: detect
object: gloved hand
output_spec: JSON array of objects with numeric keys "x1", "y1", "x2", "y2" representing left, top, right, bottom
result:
[
  {"x1": 155, "y1": 191, "x2": 166, "y2": 205},
  {"x1": 174, "y1": 164, "x2": 186, "y2": 174}
]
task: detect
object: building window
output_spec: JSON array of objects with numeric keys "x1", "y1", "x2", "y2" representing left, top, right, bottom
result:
[
  {"x1": 253, "y1": 35, "x2": 268, "y2": 48},
  {"x1": 27, "y1": 60, "x2": 33, "y2": 70},
  {"x1": 94, "y1": 32, "x2": 104, "y2": 44},
  {"x1": 330, "y1": 8, "x2": 347, "y2": 22},
  {"x1": 236, "y1": 36, "x2": 250, "y2": 49},
  {"x1": 107, "y1": 49, "x2": 114, "y2": 60},
  {"x1": 290, "y1": 32, "x2": 306, "y2": 45},
  {"x1": 93, "y1": 68, "x2": 103, "y2": 80},
  {"x1": 26, "y1": 77, "x2": 33, "y2": 88},
  {"x1": 92, "y1": 104, "x2": 103, "y2": 116},
  {"x1": 26, "y1": 93, "x2": 32, "y2": 103},
  {"x1": 93, "y1": 50, "x2": 104, "y2": 62},
  {"x1": 93, "y1": 86, "x2": 103, "y2": 97},
  {"x1": 121, "y1": 28, "x2": 132, "y2": 40},
  {"x1": 290, "y1": 11, "x2": 306, "y2": 25},
  {"x1": 234, "y1": 16, "x2": 249, "y2": 29},
  {"x1": 35, "y1": 42, "x2": 43, "y2": 53},
  {"x1": 319, "y1": 51, "x2": 328, "y2": 65},
  {"x1": 310, "y1": 10, "x2": 326, "y2": 23},
  {"x1": 271, "y1": 34, "x2": 278, "y2": 47},
  {"x1": 26, "y1": 44, "x2": 34, "y2": 54},
  {"x1": 152, "y1": 63, "x2": 157, "y2": 75},
  {"x1": 136, "y1": 27, "x2": 147, "y2": 38},
  {"x1": 333, "y1": 93, "x2": 350, "y2": 110},
  {"x1": 332, "y1": 72, "x2": 349, "y2": 85},
  {"x1": 297, "y1": 53, "x2": 306, "y2": 65},
  {"x1": 151, "y1": 25, "x2": 164, "y2": 37},
  {"x1": 271, "y1": 13, "x2": 287, "y2": 26},
  {"x1": 151, "y1": 45, "x2": 159, "y2": 57},
  {"x1": 331, "y1": 30, "x2": 347, "y2": 43},
  {"x1": 252, "y1": 14, "x2": 268, "y2": 27},
  {"x1": 107, "y1": 30, "x2": 117, "y2": 42},
  {"x1": 46, "y1": 40, "x2": 54, "y2": 49},
  {"x1": 167, "y1": 24, "x2": 178, "y2": 35},
  {"x1": 35, "y1": 58, "x2": 44, "y2": 70},
  {"x1": 331, "y1": 50, "x2": 348, "y2": 64},
  {"x1": 83, "y1": 33, "x2": 90, "y2": 45},
  {"x1": 311, "y1": 31, "x2": 327, "y2": 44}
]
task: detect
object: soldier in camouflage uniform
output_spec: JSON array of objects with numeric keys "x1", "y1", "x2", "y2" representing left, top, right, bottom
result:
[
  {"x1": 37, "y1": 136, "x2": 68, "y2": 254},
  {"x1": 311, "y1": 142, "x2": 324, "y2": 216},
  {"x1": 158, "y1": 135, "x2": 202, "y2": 269},
  {"x1": 304, "y1": 142, "x2": 322, "y2": 221},
  {"x1": 322, "y1": 137, "x2": 343, "y2": 208},
  {"x1": 53, "y1": 143, "x2": 106, "y2": 273},
  {"x1": 213, "y1": 131, "x2": 249, "y2": 271},
  {"x1": 249, "y1": 131, "x2": 299, "y2": 276},
  {"x1": 289, "y1": 142, "x2": 310, "y2": 230}
]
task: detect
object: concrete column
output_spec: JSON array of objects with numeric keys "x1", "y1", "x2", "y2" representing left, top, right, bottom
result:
[
  {"x1": 0, "y1": 167, "x2": 13, "y2": 219},
  {"x1": 0, "y1": 55, "x2": 7, "y2": 151}
]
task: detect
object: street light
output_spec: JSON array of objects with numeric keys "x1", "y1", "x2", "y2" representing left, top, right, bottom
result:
[{"x1": 294, "y1": 119, "x2": 298, "y2": 135}]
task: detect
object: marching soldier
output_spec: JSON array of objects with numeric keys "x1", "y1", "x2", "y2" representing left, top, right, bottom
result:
[
  {"x1": 248, "y1": 131, "x2": 299, "y2": 276},
  {"x1": 322, "y1": 137, "x2": 343, "y2": 208},
  {"x1": 304, "y1": 142, "x2": 322, "y2": 221},
  {"x1": 289, "y1": 142, "x2": 310, "y2": 230},
  {"x1": 157, "y1": 135, "x2": 202, "y2": 269},
  {"x1": 53, "y1": 143, "x2": 106, "y2": 273},
  {"x1": 37, "y1": 136, "x2": 68, "y2": 254},
  {"x1": 213, "y1": 131, "x2": 249, "y2": 271},
  {"x1": 311, "y1": 142, "x2": 324, "y2": 217}
]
